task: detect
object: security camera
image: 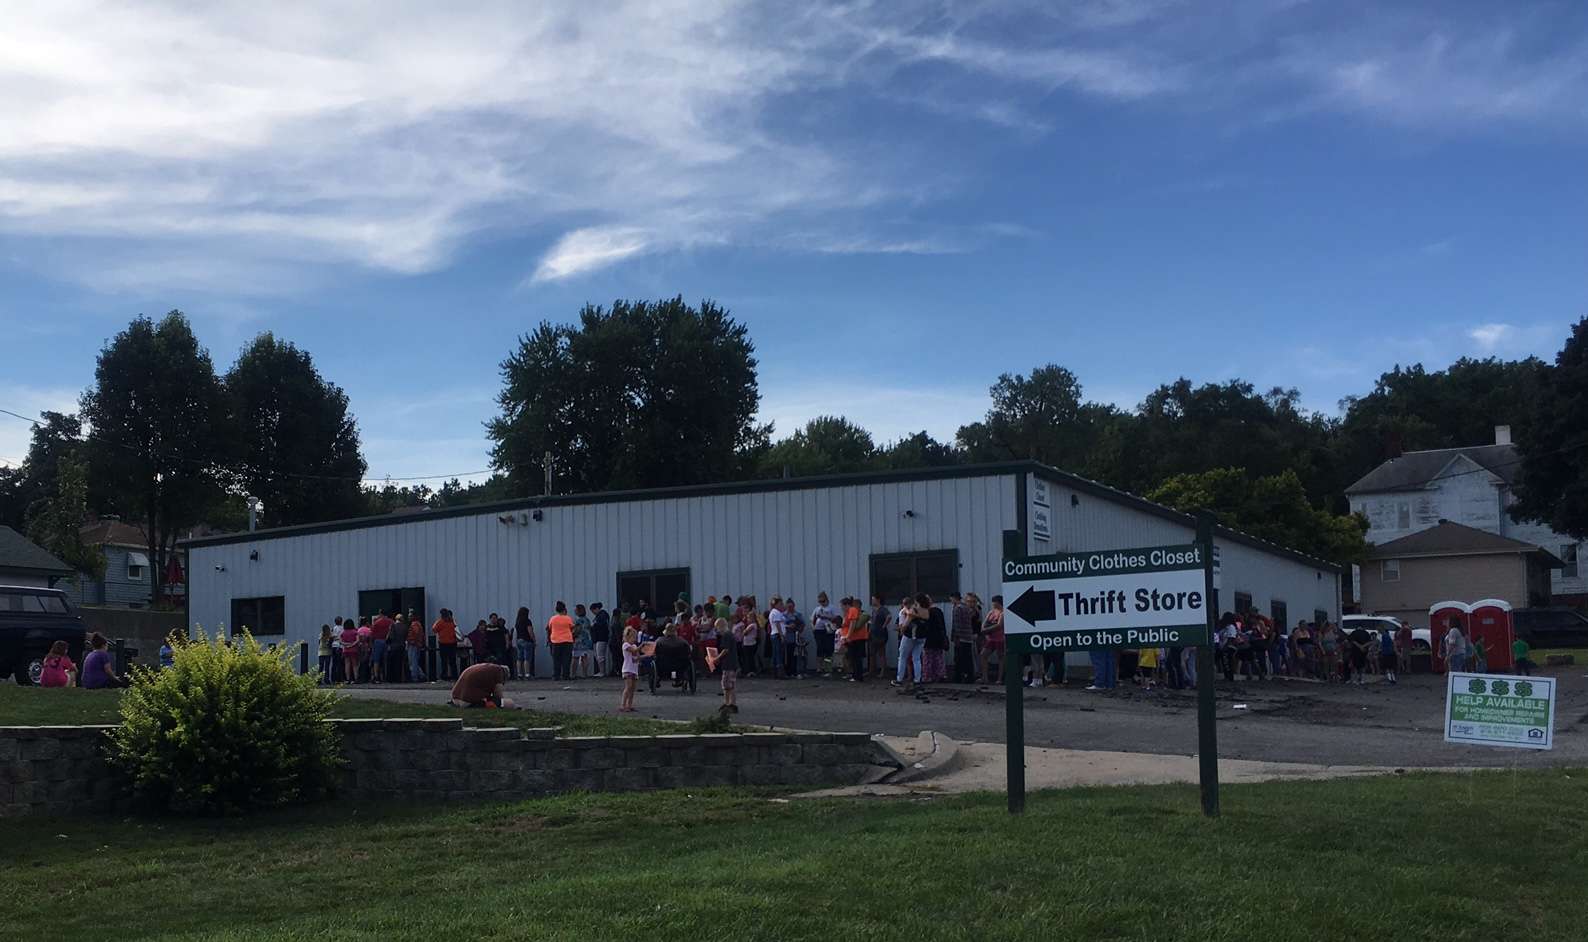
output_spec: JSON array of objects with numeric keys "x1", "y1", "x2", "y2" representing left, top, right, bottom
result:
[
  {"x1": 531, "y1": 509, "x2": 544, "y2": 522},
  {"x1": 214, "y1": 565, "x2": 227, "y2": 572}
]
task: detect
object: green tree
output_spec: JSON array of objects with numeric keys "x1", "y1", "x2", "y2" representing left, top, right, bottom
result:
[
  {"x1": 24, "y1": 452, "x2": 105, "y2": 581},
  {"x1": 1511, "y1": 318, "x2": 1588, "y2": 538},
  {"x1": 223, "y1": 333, "x2": 367, "y2": 527},
  {"x1": 879, "y1": 431, "x2": 961, "y2": 470},
  {"x1": 488, "y1": 297, "x2": 769, "y2": 493},
  {"x1": 1149, "y1": 467, "x2": 1369, "y2": 567},
  {"x1": 0, "y1": 412, "x2": 86, "y2": 530},
  {"x1": 955, "y1": 364, "x2": 1129, "y2": 483},
  {"x1": 761, "y1": 416, "x2": 878, "y2": 477},
  {"x1": 80, "y1": 312, "x2": 229, "y2": 601}
]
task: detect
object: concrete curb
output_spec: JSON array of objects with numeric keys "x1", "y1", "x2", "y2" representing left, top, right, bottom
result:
[{"x1": 879, "y1": 730, "x2": 963, "y2": 785}]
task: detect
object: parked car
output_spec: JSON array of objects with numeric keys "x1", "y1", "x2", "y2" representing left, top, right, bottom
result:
[
  {"x1": 1514, "y1": 608, "x2": 1588, "y2": 648},
  {"x1": 1341, "y1": 614, "x2": 1430, "y2": 651},
  {"x1": 0, "y1": 585, "x2": 89, "y2": 684}
]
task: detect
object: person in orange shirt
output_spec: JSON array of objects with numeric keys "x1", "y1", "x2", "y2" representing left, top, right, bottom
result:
[
  {"x1": 842, "y1": 596, "x2": 870, "y2": 683},
  {"x1": 547, "y1": 601, "x2": 576, "y2": 681},
  {"x1": 433, "y1": 608, "x2": 460, "y2": 681}
]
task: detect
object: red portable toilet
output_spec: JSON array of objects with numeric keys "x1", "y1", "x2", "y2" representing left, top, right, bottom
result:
[
  {"x1": 1428, "y1": 601, "x2": 1471, "y2": 673},
  {"x1": 1468, "y1": 599, "x2": 1514, "y2": 672}
]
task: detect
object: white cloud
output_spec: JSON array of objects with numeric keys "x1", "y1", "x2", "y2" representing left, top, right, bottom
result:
[
  {"x1": 1466, "y1": 322, "x2": 1564, "y2": 357},
  {"x1": 531, "y1": 227, "x2": 653, "y2": 283}
]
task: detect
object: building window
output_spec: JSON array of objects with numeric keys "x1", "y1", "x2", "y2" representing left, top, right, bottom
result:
[
  {"x1": 230, "y1": 596, "x2": 285, "y2": 636},
  {"x1": 1270, "y1": 600, "x2": 1288, "y2": 633},
  {"x1": 1561, "y1": 544, "x2": 1580, "y2": 579},
  {"x1": 1382, "y1": 559, "x2": 1400, "y2": 583},
  {"x1": 358, "y1": 587, "x2": 427, "y2": 623},
  {"x1": 870, "y1": 550, "x2": 959, "y2": 605},
  {"x1": 1396, "y1": 503, "x2": 1410, "y2": 529},
  {"x1": 1233, "y1": 591, "x2": 1253, "y2": 616},
  {"x1": 616, "y1": 568, "x2": 690, "y2": 616},
  {"x1": 126, "y1": 551, "x2": 149, "y2": 581}
]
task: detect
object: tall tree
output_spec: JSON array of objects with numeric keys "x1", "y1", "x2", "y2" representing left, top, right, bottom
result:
[
  {"x1": 488, "y1": 298, "x2": 769, "y2": 492},
  {"x1": 80, "y1": 312, "x2": 229, "y2": 601},
  {"x1": 879, "y1": 431, "x2": 960, "y2": 470},
  {"x1": 0, "y1": 412, "x2": 86, "y2": 529},
  {"x1": 224, "y1": 333, "x2": 367, "y2": 527},
  {"x1": 1511, "y1": 318, "x2": 1588, "y2": 538},
  {"x1": 24, "y1": 452, "x2": 105, "y2": 582},
  {"x1": 955, "y1": 364, "x2": 1129, "y2": 482},
  {"x1": 761, "y1": 416, "x2": 878, "y2": 477},
  {"x1": 1149, "y1": 467, "x2": 1370, "y2": 567}
]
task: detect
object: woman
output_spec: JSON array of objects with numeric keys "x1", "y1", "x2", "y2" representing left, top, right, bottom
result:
[
  {"x1": 514, "y1": 607, "x2": 536, "y2": 679},
  {"x1": 40, "y1": 640, "x2": 76, "y2": 688},
  {"x1": 1290, "y1": 621, "x2": 1317, "y2": 679},
  {"x1": 572, "y1": 604, "x2": 594, "y2": 679},
  {"x1": 922, "y1": 596, "x2": 947, "y2": 683},
  {"x1": 965, "y1": 593, "x2": 985, "y2": 682},
  {"x1": 1318, "y1": 621, "x2": 1341, "y2": 682},
  {"x1": 484, "y1": 613, "x2": 513, "y2": 678},
  {"x1": 338, "y1": 619, "x2": 362, "y2": 685},
  {"x1": 433, "y1": 608, "x2": 460, "y2": 681},
  {"x1": 80, "y1": 633, "x2": 127, "y2": 689},
  {"x1": 403, "y1": 611, "x2": 427, "y2": 684},
  {"x1": 891, "y1": 598, "x2": 923, "y2": 688},
  {"x1": 317, "y1": 624, "x2": 334, "y2": 685},
  {"x1": 981, "y1": 596, "x2": 1005, "y2": 684},
  {"x1": 868, "y1": 595, "x2": 891, "y2": 680}
]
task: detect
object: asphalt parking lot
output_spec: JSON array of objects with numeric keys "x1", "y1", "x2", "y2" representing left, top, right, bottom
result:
[{"x1": 341, "y1": 663, "x2": 1588, "y2": 770}]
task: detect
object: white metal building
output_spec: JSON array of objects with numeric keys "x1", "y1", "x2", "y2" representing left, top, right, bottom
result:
[{"x1": 182, "y1": 461, "x2": 1341, "y2": 673}]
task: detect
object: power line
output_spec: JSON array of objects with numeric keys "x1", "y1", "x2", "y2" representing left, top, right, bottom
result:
[{"x1": 0, "y1": 404, "x2": 494, "y2": 484}]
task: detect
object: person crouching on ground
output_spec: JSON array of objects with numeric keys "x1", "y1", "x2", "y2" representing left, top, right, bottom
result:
[
  {"x1": 450, "y1": 662, "x2": 513, "y2": 708},
  {"x1": 619, "y1": 626, "x2": 641, "y2": 713},
  {"x1": 81, "y1": 633, "x2": 128, "y2": 689}
]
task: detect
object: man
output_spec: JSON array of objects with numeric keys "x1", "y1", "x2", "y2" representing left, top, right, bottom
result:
[
  {"x1": 450, "y1": 662, "x2": 513, "y2": 708},
  {"x1": 1346, "y1": 621, "x2": 1373, "y2": 686},
  {"x1": 547, "y1": 602, "x2": 575, "y2": 681},
  {"x1": 715, "y1": 592, "x2": 732, "y2": 622},
  {"x1": 842, "y1": 596, "x2": 868, "y2": 682},
  {"x1": 949, "y1": 593, "x2": 976, "y2": 684},
  {"x1": 404, "y1": 610, "x2": 428, "y2": 683},
  {"x1": 1513, "y1": 636, "x2": 1536, "y2": 676},
  {"x1": 869, "y1": 595, "x2": 891, "y2": 680},
  {"x1": 589, "y1": 602, "x2": 611, "y2": 678},
  {"x1": 810, "y1": 592, "x2": 842, "y2": 676},
  {"x1": 654, "y1": 625, "x2": 694, "y2": 692},
  {"x1": 1442, "y1": 621, "x2": 1469, "y2": 673},
  {"x1": 433, "y1": 608, "x2": 460, "y2": 680},
  {"x1": 368, "y1": 609, "x2": 391, "y2": 683}
]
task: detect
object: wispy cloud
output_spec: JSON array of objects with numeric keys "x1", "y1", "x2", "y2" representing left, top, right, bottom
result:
[{"x1": 1467, "y1": 322, "x2": 1564, "y2": 357}]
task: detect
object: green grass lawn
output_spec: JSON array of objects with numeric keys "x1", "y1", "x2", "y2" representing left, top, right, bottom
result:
[
  {"x1": 0, "y1": 684, "x2": 684, "y2": 737},
  {"x1": 0, "y1": 770, "x2": 1583, "y2": 940}
]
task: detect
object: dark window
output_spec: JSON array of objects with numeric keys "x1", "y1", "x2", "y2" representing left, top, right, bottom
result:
[
  {"x1": 1381, "y1": 560, "x2": 1400, "y2": 583},
  {"x1": 1270, "y1": 600, "x2": 1288, "y2": 632},
  {"x1": 230, "y1": 596, "x2": 285, "y2": 636},
  {"x1": 39, "y1": 595, "x2": 68, "y2": 614},
  {"x1": 615, "y1": 568, "x2": 690, "y2": 615},
  {"x1": 1233, "y1": 591, "x2": 1253, "y2": 616},
  {"x1": 358, "y1": 587, "x2": 427, "y2": 623},
  {"x1": 1560, "y1": 544, "x2": 1579, "y2": 579},
  {"x1": 869, "y1": 550, "x2": 959, "y2": 605}
]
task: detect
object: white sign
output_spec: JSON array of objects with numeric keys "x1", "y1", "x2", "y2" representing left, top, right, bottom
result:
[
  {"x1": 1001, "y1": 544, "x2": 1209, "y2": 648},
  {"x1": 1444, "y1": 672, "x2": 1554, "y2": 750},
  {"x1": 1031, "y1": 477, "x2": 1051, "y2": 508},
  {"x1": 1031, "y1": 504, "x2": 1052, "y2": 544}
]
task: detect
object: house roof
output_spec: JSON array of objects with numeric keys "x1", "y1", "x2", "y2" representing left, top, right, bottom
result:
[
  {"x1": 1367, "y1": 520, "x2": 1563, "y2": 565},
  {"x1": 0, "y1": 525, "x2": 73, "y2": 575},
  {"x1": 79, "y1": 519, "x2": 150, "y2": 548},
  {"x1": 179, "y1": 459, "x2": 1344, "y2": 575},
  {"x1": 1346, "y1": 443, "x2": 1518, "y2": 495}
]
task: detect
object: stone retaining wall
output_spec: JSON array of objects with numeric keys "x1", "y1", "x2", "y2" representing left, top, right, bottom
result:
[{"x1": 0, "y1": 720, "x2": 896, "y2": 818}]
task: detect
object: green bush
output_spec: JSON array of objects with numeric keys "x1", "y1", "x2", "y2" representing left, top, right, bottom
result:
[{"x1": 107, "y1": 629, "x2": 343, "y2": 815}]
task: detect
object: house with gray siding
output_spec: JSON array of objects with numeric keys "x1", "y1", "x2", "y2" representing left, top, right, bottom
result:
[
  {"x1": 181, "y1": 461, "x2": 1341, "y2": 674},
  {"x1": 1346, "y1": 426, "x2": 1586, "y2": 605},
  {"x1": 63, "y1": 520, "x2": 160, "y2": 608}
]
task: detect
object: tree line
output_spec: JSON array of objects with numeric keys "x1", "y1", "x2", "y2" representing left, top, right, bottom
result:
[{"x1": 4, "y1": 302, "x2": 1584, "y2": 593}]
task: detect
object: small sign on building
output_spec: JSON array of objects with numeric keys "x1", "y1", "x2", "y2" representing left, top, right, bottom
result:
[{"x1": 1445, "y1": 672, "x2": 1554, "y2": 750}]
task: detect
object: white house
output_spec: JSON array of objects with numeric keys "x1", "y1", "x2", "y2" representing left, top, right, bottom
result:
[
  {"x1": 1346, "y1": 425, "x2": 1585, "y2": 605},
  {"x1": 181, "y1": 461, "x2": 1341, "y2": 673}
]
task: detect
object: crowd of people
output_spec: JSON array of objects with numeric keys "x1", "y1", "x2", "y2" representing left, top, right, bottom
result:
[{"x1": 308, "y1": 593, "x2": 1536, "y2": 710}]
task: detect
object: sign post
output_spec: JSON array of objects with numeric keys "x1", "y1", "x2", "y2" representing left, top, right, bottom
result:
[
  {"x1": 1194, "y1": 513, "x2": 1219, "y2": 817},
  {"x1": 1002, "y1": 530, "x2": 1219, "y2": 816}
]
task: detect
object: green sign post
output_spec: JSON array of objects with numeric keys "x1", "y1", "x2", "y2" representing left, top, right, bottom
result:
[{"x1": 1002, "y1": 515, "x2": 1220, "y2": 816}]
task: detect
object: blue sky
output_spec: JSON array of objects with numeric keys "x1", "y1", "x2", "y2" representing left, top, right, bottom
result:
[{"x1": 2, "y1": 0, "x2": 1584, "y2": 481}]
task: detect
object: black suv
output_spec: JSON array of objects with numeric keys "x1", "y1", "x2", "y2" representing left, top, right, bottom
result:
[
  {"x1": 0, "y1": 585, "x2": 89, "y2": 684},
  {"x1": 1514, "y1": 608, "x2": 1588, "y2": 648}
]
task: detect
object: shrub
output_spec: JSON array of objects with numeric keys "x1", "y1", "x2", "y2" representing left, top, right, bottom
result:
[{"x1": 107, "y1": 629, "x2": 343, "y2": 815}]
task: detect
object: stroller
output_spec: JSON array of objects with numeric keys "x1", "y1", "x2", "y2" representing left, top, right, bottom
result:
[{"x1": 649, "y1": 637, "x2": 697, "y2": 694}]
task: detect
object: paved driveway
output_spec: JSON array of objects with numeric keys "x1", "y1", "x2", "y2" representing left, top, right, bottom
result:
[{"x1": 340, "y1": 666, "x2": 1588, "y2": 769}]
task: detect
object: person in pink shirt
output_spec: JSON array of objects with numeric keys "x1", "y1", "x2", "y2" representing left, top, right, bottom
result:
[
  {"x1": 40, "y1": 640, "x2": 76, "y2": 688},
  {"x1": 340, "y1": 620, "x2": 362, "y2": 684}
]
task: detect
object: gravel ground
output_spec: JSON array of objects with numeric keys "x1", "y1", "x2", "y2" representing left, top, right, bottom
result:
[{"x1": 339, "y1": 664, "x2": 1588, "y2": 769}]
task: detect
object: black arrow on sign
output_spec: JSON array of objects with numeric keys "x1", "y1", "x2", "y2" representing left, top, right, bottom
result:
[{"x1": 1008, "y1": 585, "x2": 1056, "y2": 625}]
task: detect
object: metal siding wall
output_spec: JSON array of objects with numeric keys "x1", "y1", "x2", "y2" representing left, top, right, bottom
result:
[{"x1": 1214, "y1": 538, "x2": 1340, "y2": 625}]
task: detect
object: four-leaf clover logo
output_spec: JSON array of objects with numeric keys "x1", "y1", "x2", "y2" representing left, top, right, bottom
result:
[
  {"x1": 1467, "y1": 679, "x2": 1487, "y2": 694},
  {"x1": 1515, "y1": 681, "x2": 1534, "y2": 698},
  {"x1": 1490, "y1": 680, "x2": 1510, "y2": 696}
]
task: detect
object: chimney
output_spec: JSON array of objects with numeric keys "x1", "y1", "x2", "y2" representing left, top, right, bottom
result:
[{"x1": 1495, "y1": 425, "x2": 1512, "y2": 446}]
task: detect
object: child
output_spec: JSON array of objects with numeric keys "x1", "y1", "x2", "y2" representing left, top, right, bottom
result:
[
  {"x1": 707, "y1": 617, "x2": 739, "y2": 712},
  {"x1": 40, "y1": 640, "x2": 75, "y2": 688},
  {"x1": 1379, "y1": 628, "x2": 1398, "y2": 684},
  {"x1": 619, "y1": 626, "x2": 640, "y2": 713},
  {"x1": 339, "y1": 620, "x2": 362, "y2": 684}
]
